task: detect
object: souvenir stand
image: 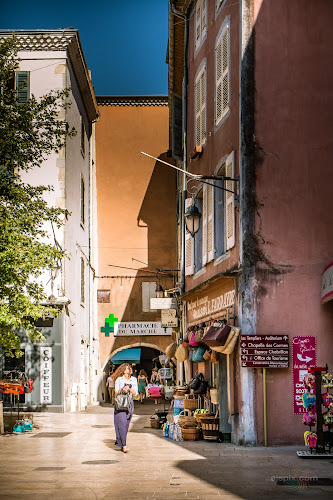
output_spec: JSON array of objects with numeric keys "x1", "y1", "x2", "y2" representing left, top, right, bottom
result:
[
  {"x1": 297, "y1": 365, "x2": 333, "y2": 458},
  {"x1": 0, "y1": 370, "x2": 33, "y2": 433}
]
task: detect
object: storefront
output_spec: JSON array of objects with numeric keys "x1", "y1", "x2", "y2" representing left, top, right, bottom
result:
[{"x1": 181, "y1": 277, "x2": 239, "y2": 441}]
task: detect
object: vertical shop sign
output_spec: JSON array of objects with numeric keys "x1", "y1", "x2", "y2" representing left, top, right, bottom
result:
[
  {"x1": 40, "y1": 346, "x2": 52, "y2": 404},
  {"x1": 292, "y1": 337, "x2": 316, "y2": 414}
]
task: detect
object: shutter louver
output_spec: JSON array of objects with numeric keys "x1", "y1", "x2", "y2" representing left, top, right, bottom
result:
[
  {"x1": 200, "y1": 70, "x2": 206, "y2": 142},
  {"x1": 222, "y1": 26, "x2": 229, "y2": 116},
  {"x1": 16, "y1": 71, "x2": 30, "y2": 103},
  {"x1": 202, "y1": 0, "x2": 207, "y2": 37},
  {"x1": 195, "y1": 78, "x2": 201, "y2": 145},
  {"x1": 185, "y1": 198, "x2": 195, "y2": 276},
  {"x1": 215, "y1": 24, "x2": 229, "y2": 125},
  {"x1": 196, "y1": 2, "x2": 201, "y2": 51},
  {"x1": 225, "y1": 151, "x2": 235, "y2": 250}
]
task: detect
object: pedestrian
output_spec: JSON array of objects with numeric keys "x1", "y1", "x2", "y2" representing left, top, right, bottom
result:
[
  {"x1": 112, "y1": 363, "x2": 138, "y2": 453},
  {"x1": 106, "y1": 371, "x2": 115, "y2": 404},
  {"x1": 137, "y1": 369, "x2": 148, "y2": 404},
  {"x1": 150, "y1": 367, "x2": 162, "y2": 404}
]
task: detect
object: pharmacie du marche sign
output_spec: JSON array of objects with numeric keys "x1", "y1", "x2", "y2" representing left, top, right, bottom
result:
[{"x1": 240, "y1": 335, "x2": 289, "y2": 368}]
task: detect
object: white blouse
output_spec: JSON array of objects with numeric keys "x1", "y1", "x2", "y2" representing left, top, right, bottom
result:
[{"x1": 115, "y1": 375, "x2": 138, "y2": 396}]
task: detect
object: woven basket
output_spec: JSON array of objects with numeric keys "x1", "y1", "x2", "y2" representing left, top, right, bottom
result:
[
  {"x1": 183, "y1": 398, "x2": 199, "y2": 411},
  {"x1": 210, "y1": 388, "x2": 219, "y2": 405},
  {"x1": 150, "y1": 418, "x2": 160, "y2": 429},
  {"x1": 166, "y1": 342, "x2": 177, "y2": 358},
  {"x1": 181, "y1": 426, "x2": 200, "y2": 441},
  {"x1": 200, "y1": 416, "x2": 220, "y2": 440},
  {"x1": 195, "y1": 411, "x2": 211, "y2": 424}
]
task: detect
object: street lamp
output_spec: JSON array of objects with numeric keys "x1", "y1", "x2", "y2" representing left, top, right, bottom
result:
[
  {"x1": 155, "y1": 284, "x2": 164, "y2": 298},
  {"x1": 184, "y1": 201, "x2": 201, "y2": 237}
]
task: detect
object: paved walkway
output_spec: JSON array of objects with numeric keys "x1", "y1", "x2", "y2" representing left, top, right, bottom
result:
[{"x1": 0, "y1": 401, "x2": 332, "y2": 499}]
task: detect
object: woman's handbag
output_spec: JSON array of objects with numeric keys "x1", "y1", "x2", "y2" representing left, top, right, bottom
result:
[
  {"x1": 114, "y1": 393, "x2": 131, "y2": 412},
  {"x1": 191, "y1": 346, "x2": 206, "y2": 363},
  {"x1": 188, "y1": 373, "x2": 202, "y2": 390},
  {"x1": 192, "y1": 373, "x2": 208, "y2": 394},
  {"x1": 189, "y1": 332, "x2": 199, "y2": 347},
  {"x1": 202, "y1": 324, "x2": 231, "y2": 347}
]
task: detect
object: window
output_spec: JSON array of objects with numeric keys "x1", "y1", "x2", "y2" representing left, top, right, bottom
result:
[
  {"x1": 97, "y1": 290, "x2": 110, "y2": 303},
  {"x1": 194, "y1": 64, "x2": 206, "y2": 147},
  {"x1": 215, "y1": 20, "x2": 230, "y2": 127},
  {"x1": 215, "y1": 0, "x2": 227, "y2": 16},
  {"x1": 142, "y1": 282, "x2": 157, "y2": 312},
  {"x1": 195, "y1": 0, "x2": 207, "y2": 54},
  {"x1": 80, "y1": 257, "x2": 85, "y2": 304},
  {"x1": 80, "y1": 175, "x2": 85, "y2": 227},
  {"x1": 15, "y1": 71, "x2": 30, "y2": 103},
  {"x1": 184, "y1": 151, "x2": 235, "y2": 275},
  {"x1": 80, "y1": 117, "x2": 85, "y2": 157}
]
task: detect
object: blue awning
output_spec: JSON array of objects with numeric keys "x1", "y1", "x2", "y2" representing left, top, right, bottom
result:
[{"x1": 111, "y1": 348, "x2": 141, "y2": 365}]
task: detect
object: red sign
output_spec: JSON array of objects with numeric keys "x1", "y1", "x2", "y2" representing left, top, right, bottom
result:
[
  {"x1": 292, "y1": 336, "x2": 317, "y2": 414},
  {"x1": 240, "y1": 335, "x2": 289, "y2": 368}
]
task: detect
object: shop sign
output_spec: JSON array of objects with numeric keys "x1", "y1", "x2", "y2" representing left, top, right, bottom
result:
[
  {"x1": 321, "y1": 262, "x2": 333, "y2": 304},
  {"x1": 150, "y1": 297, "x2": 177, "y2": 309},
  {"x1": 114, "y1": 321, "x2": 172, "y2": 336},
  {"x1": 187, "y1": 289, "x2": 236, "y2": 323},
  {"x1": 240, "y1": 335, "x2": 289, "y2": 368},
  {"x1": 161, "y1": 309, "x2": 178, "y2": 328},
  {"x1": 292, "y1": 336, "x2": 316, "y2": 414},
  {"x1": 40, "y1": 346, "x2": 52, "y2": 404}
]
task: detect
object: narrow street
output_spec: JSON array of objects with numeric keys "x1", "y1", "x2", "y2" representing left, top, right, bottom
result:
[{"x1": 0, "y1": 402, "x2": 332, "y2": 500}]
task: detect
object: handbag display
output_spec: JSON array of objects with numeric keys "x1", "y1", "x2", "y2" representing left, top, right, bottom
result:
[
  {"x1": 114, "y1": 393, "x2": 131, "y2": 412},
  {"x1": 192, "y1": 374, "x2": 208, "y2": 394},
  {"x1": 191, "y1": 346, "x2": 206, "y2": 363},
  {"x1": 188, "y1": 373, "x2": 202, "y2": 390},
  {"x1": 202, "y1": 324, "x2": 231, "y2": 347},
  {"x1": 189, "y1": 332, "x2": 199, "y2": 347}
]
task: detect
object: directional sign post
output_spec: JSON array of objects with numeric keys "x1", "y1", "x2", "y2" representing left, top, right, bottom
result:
[{"x1": 240, "y1": 335, "x2": 289, "y2": 368}]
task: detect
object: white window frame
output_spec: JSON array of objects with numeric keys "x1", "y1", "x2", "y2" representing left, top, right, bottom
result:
[
  {"x1": 80, "y1": 256, "x2": 85, "y2": 305},
  {"x1": 80, "y1": 174, "x2": 85, "y2": 228},
  {"x1": 225, "y1": 151, "x2": 235, "y2": 250},
  {"x1": 215, "y1": 0, "x2": 227, "y2": 17},
  {"x1": 195, "y1": 0, "x2": 208, "y2": 55},
  {"x1": 194, "y1": 63, "x2": 207, "y2": 147},
  {"x1": 215, "y1": 19, "x2": 230, "y2": 128},
  {"x1": 185, "y1": 198, "x2": 195, "y2": 276},
  {"x1": 142, "y1": 282, "x2": 157, "y2": 312}
]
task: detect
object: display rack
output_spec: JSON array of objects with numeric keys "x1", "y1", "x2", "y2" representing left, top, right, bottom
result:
[{"x1": 297, "y1": 364, "x2": 333, "y2": 458}]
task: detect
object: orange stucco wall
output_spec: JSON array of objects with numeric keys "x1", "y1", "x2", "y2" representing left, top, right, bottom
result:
[{"x1": 95, "y1": 103, "x2": 177, "y2": 369}]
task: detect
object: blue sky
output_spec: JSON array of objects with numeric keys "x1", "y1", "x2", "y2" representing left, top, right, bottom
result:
[{"x1": 1, "y1": 0, "x2": 169, "y2": 96}]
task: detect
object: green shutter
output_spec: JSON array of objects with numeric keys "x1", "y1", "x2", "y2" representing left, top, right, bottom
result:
[{"x1": 16, "y1": 71, "x2": 30, "y2": 103}]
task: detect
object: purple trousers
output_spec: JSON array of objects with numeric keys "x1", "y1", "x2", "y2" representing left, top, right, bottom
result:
[{"x1": 114, "y1": 399, "x2": 133, "y2": 447}]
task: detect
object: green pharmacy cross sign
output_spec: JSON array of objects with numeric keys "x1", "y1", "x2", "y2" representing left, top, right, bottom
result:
[{"x1": 101, "y1": 314, "x2": 118, "y2": 337}]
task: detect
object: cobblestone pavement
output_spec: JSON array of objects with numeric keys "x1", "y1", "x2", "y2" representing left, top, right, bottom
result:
[{"x1": 0, "y1": 401, "x2": 332, "y2": 499}]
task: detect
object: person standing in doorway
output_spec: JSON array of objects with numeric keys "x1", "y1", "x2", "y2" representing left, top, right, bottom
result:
[
  {"x1": 112, "y1": 363, "x2": 138, "y2": 453},
  {"x1": 137, "y1": 369, "x2": 148, "y2": 404},
  {"x1": 106, "y1": 371, "x2": 115, "y2": 404}
]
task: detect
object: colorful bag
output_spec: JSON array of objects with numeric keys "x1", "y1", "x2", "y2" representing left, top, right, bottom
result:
[
  {"x1": 191, "y1": 346, "x2": 206, "y2": 363},
  {"x1": 189, "y1": 332, "x2": 199, "y2": 347},
  {"x1": 148, "y1": 385, "x2": 164, "y2": 399}
]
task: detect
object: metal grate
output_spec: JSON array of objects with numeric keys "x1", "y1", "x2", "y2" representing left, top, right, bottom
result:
[
  {"x1": 82, "y1": 460, "x2": 118, "y2": 465},
  {"x1": 34, "y1": 467, "x2": 66, "y2": 471},
  {"x1": 31, "y1": 432, "x2": 71, "y2": 438}
]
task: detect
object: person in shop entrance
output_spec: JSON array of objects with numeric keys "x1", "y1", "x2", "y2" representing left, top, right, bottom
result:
[
  {"x1": 112, "y1": 363, "x2": 138, "y2": 453},
  {"x1": 150, "y1": 367, "x2": 162, "y2": 404},
  {"x1": 106, "y1": 371, "x2": 115, "y2": 404},
  {"x1": 137, "y1": 369, "x2": 148, "y2": 404}
]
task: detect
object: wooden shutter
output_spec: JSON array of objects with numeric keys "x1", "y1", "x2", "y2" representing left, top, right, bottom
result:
[
  {"x1": 207, "y1": 183, "x2": 215, "y2": 262},
  {"x1": 200, "y1": 69, "x2": 206, "y2": 143},
  {"x1": 16, "y1": 71, "x2": 30, "y2": 103},
  {"x1": 215, "y1": 39, "x2": 222, "y2": 125},
  {"x1": 225, "y1": 151, "x2": 235, "y2": 250},
  {"x1": 195, "y1": 73, "x2": 201, "y2": 145},
  {"x1": 185, "y1": 198, "x2": 195, "y2": 276},
  {"x1": 195, "y1": 1, "x2": 202, "y2": 51},
  {"x1": 202, "y1": 0, "x2": 207, "y2": 39},
  {"x1": 172, "y1": 93, "x2": 183, "y2": 160},
  {"x1": 142, "y1": 282, "x2": 157, "y2": 312},
  {"x1": 202, "y1": 184, "x2": 208, "y2": 266},
  {"x1": 222, "y1": 25, "x2": 230, "y2": 116}
]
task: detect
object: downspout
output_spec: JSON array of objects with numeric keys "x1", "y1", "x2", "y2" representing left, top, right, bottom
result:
[
  {"x1": 170, "y1": 1, "x2": 189, "y2": 296},
  {"x1": 170, "y1": 1, "x2": 190, "y2": 386}
]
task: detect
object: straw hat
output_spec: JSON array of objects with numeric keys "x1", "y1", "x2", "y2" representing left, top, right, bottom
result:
[
  {"x1": 175, "y1": 345, "x2": 189, "y2": 362},
  {"x1": 165, "y1": 342, "x2": 177, "y2": 359}
]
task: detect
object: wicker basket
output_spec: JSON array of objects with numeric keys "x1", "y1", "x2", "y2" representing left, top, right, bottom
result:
[
  {"x1": 150, "y1": 418, "x2": 161, "y2": 429},
  {"x1": 210, "y1": 388, "x2": 219, "y2": 405},
  {"x1": 178, "y1": 409, "x2": 197, "y2": 427},
  {"x1": 181, "y1": 426, "x2": 200, "y2": 441},
  {"x1": 195, "y1": 411, "x2": 211, "y2": 425},
  {"x1": 200, "y1": 416, "x2": 220, "y2": 440},
  {"x1": 183, "y1": 397, "x2": 199, "y2": 411}
]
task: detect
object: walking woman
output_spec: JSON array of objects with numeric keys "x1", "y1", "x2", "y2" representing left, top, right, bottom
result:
[
  {"x1": 112, "y1": 363, "x2": 138, "y2": 453},
  {"x1": 137, "y1": 369, "x2": 148, "y2": 404}
]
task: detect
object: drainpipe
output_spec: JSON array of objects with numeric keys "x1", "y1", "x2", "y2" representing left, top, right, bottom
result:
[
  {"x1": 170, "y1": 1, "x2": 189, "y2": 297},
  {"x1": 170, "y1": 1, "x2": 190, "y2": 386}
]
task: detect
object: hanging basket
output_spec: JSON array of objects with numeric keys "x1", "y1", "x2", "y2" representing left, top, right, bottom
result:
[
  {"x1": 183, "y1": 397, "x2": 199, "y2": 411},
  {"x1": 175, "y1": 345, "x2": 189, "y2": 362},
  {"x1": 210, "y1": 388, "x2": 219, "y2": 405},
  {"x1": 166, "y1": 342, "x2": 177, "y2": 358}
]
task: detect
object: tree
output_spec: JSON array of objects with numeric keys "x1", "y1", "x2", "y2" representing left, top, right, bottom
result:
[{"x1": 0, "y1": 37, "x2": 76, "y2": 356}]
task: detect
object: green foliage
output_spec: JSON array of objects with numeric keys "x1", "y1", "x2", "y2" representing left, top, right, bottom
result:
[{"x1": 0, "y1": 37, "x2": 76, "y2": 356}]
